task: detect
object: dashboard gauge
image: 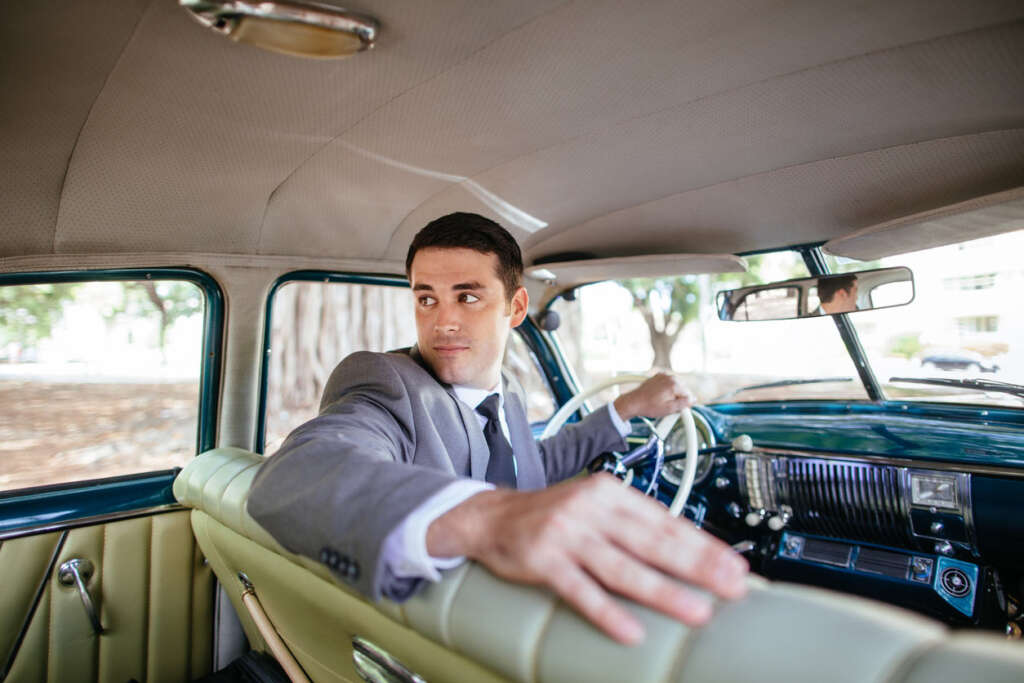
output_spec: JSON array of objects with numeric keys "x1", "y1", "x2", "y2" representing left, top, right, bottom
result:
[{"x1": 660, "y1": 411, "x2": 715, "y2": 487}]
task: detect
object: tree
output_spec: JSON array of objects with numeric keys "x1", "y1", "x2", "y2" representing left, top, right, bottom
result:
[
  {"x1": 112, "y1": 282, "x2": 203, "y2": 361},
  {"x1": 617, "y1": 255, "x2": 791, "y2": 371},
  {"x1": 0, "y1": 283, "x2": 79, "y2": 352},
  {"x1": 618, "y1": 277, "x2": 701, "y2": 370}
]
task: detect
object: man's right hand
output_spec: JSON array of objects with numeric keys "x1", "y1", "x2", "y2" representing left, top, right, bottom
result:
[{"x1": 425, "y1": 474, "x2": 748, "y2": 645}]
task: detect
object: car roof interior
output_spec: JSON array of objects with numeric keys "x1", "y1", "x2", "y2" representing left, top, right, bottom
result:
[{"x1": 2, "y1": 0, "x2": 1023, "y2": 274}]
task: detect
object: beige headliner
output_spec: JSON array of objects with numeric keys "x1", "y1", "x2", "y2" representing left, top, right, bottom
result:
[{"x1": 2, "y1": 0, "x2": 1024, "y2": 273}]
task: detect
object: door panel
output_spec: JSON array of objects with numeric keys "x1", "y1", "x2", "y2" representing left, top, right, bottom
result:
[{"x1": 1, "y1": 510, "x2": 214, "y2": 683}]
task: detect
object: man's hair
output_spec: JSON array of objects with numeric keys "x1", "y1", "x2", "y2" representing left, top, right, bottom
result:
[
  {"x1": 817, "y1": 274, "x2": 857, "y2": 303},
  {"x1": 406, "y1": 212, "x2": 523, "y2": 301}
]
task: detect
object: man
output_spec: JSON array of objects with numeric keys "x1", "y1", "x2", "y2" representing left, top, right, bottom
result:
[
  {"x1": 249, "y1": 212, "x2": 748, "y2": 645},
  {"x1": 816, "y1": 274, "x2": 859, "y2": 315}
]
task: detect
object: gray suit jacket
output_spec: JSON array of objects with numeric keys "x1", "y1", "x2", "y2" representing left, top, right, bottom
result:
[{"x1": 248, "y1": 347, "x2": 626, "y2": 600}]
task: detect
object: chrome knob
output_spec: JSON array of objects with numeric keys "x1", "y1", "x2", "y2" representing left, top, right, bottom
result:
[
  {"x1": 934, "y1": 540, "x2": 954, "y2": 556},
  {"x1": 930, "y1": 521, "x2": 944, "y2": 535},
  {"x1": 731, "y1": 435, "x2": 753, "y2": 452},
  {"x1": 714, "y1": 476, "x2": 731, "y2": 490},
  {"x1": 726, "y1": 502, "x2": 742, "y2": 519}
]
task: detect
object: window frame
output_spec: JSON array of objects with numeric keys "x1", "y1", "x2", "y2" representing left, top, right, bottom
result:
[
  {"x1": 256, "y1": 270, "x2": 584, "y2": 451},
  {"x1": 0, "y1": 267, "x2": 224, "y2": 532},
  {"x1": 256, "y1": 270, "x2": 410, "y2": 453}
]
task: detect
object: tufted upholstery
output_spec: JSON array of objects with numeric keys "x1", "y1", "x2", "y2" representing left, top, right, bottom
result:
[
  {"x1": 175, "y1": 448, "x2": 1024, "y2": 683},
  {"x1": 0, "y1": 510, "x2": 214, "y2": 683}
]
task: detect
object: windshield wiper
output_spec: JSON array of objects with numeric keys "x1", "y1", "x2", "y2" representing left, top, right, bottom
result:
[
  {"x1": 715, "y1": 377, "x2": 853, "y2": 401},
  {"x1": 888, "y1": 377, "x2": 1024, "y2": 401}
]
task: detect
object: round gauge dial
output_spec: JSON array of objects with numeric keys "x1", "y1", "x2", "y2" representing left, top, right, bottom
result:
[{"x1": 660, "y1": 411, "x2": 715, "y2": 487}]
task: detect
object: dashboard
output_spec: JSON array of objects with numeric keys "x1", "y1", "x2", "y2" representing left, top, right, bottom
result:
[{"x1": 636, "y1": 406, "x2": 1024, "y2": 636}]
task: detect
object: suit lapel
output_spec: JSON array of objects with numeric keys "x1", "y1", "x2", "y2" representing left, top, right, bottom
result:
[
  {"x1": 503, "y1": 389, "x2": 546, "y2": 490},
  {"x1": 407, "y1": 346, "x2": 489, "y2": 481},
  {"x1": 446, "y1": 387, "x2": 489, "y2": 481}
]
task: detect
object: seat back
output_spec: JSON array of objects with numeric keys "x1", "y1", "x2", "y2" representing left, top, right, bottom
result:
[{"x1": 175, "y1": 448, "x2": 1024, "y2": 683}]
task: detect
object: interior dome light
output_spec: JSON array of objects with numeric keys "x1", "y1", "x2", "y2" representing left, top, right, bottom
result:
[{"x1": 180, "y1": 0, "x2": 379, "y2": 58}]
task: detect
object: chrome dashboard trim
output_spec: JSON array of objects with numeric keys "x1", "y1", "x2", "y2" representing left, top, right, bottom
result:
[
  {"x1": 757, "y1": 447, "x2": 1024, "y2": 480},
  {"x1": 0, "y1": 504, "x2": 184, "y2": 541}
]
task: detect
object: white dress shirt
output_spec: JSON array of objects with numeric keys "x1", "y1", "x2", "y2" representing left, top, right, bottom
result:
[{"x1": 381, "y1": 384, "x2": 632, "y2": 583}]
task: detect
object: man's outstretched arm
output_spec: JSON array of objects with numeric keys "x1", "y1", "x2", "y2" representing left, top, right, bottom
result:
[{"x1": 426, "y1": 474, "x2": 748, "y2": 645}]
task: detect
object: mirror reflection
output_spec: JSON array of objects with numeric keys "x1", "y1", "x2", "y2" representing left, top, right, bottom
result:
[{"x1": 717, "y1": 266, "x2": 914, "y2": 322}]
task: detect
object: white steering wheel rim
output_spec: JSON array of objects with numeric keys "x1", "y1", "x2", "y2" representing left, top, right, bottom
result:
[{"x1": 540, "y1": 374, "x2": 698, "y2": 517}]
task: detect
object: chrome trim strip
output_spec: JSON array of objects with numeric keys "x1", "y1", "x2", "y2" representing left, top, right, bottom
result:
[
  {"x1": 963, "y1": 473, "x2": 980, "y2": 557},
  {"x1": 757, "y1": 447, "x2": 1024, "y2": 479},
  {"x1": 0, "y1": 504, "x2": 184, "y2": 542},
  {"x1": 1, "y1": 530, "x2": 67, "y2": 679},
  {"x1": 351, "y1": 636, "x2": 426, "y2": 683}
]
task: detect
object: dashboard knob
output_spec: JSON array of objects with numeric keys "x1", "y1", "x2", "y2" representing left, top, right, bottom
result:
[
  {"x1": 726, "y1": 502, "x2": 742, "y2": 519},
  {"x1": 934, "y1": 540, "x2": 954, "y2": 556},
  {"x1": 767, "y1": 515, "x2": 785, "y2": 531},
  {"x1": 714, "y1": 476, "x2": 731, "y2": 490},
  {"x1": 744, "y1": 509, "x2": 766, "y2": 527},
  {"x1": 930, "y1": 521, "x2": 944, "y2": 535},
  {"x1": 731, "y1": 435, "x2": 753, "y2": 452}
]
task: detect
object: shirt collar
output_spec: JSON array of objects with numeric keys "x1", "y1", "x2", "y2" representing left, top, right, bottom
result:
[{"x1": 452, "y1": 379, "x2": 504, "y2": 411}]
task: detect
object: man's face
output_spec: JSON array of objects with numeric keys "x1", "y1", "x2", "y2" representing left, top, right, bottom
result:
[
  {"x1": 410, "y1": 247, "x2": 528, "y2": 389},
  {"x1": 826, "y1": 280, "x2": 859, "y2": 313}
]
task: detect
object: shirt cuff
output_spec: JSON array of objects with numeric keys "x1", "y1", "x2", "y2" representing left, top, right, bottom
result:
[
  {"x1": 382, "y1": 479, "x2": 494, "y2": 582},
  {"x1": 606, "y1": 401, "x2": 632, "y2": 437}
]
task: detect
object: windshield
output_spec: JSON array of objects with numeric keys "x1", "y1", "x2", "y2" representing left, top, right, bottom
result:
[
  {"x1": 840, "y1": 228, "x2": 1024, "y2": 409},
  {"x1": 548, "y1": 230, "x2": 1024, "y2": 409},
  {"x1": 549, "y1": 251, "x2": 869, "y2": 405}
]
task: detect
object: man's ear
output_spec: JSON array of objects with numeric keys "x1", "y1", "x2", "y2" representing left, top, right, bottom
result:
[{"x1": 509, "y1": 286, "x2": 529, "y2": 327}]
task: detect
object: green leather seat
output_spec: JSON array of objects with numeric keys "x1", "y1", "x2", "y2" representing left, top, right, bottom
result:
[{"x1": 174, "y1": 448, "x2": 1024, "y2": 683}]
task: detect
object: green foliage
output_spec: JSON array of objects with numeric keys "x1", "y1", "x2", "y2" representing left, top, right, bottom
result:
[
  {"x1": 0, "y1": 283, "x2": 79, "y2": 348},
  {"x1": 109, "y1": 282, "x2": 203, "y2": 351},
  {"x1": 888, "y1": 332, "x2": 923, "y2": 360}
]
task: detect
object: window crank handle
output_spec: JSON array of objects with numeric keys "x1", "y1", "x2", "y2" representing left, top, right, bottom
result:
[{"x1": 58, "y1": 559, "x2": 104, "y2": 635}]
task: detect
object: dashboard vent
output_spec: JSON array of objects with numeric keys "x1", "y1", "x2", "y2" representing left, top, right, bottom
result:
[
  {"x1": 780, "y1": 458, "x2": 910, "y2": 546},
  {"x1": 855, "y1": 547, "x2": 910, "y2": 580},
  {"x1": 802, "y1": 538, "x2": 853, "y2": 567}
]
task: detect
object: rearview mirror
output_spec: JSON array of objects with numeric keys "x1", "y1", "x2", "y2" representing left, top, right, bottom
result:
[{"x1": 716, "y1": 266, "x2": 914, "y2": 322}]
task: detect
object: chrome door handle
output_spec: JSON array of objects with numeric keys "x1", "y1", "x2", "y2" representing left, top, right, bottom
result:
[
  {"x1": 352, "y1": 637, "x2": 425, "y2": 683},
  {"x1": 58, "y1": 559, "x2": 104, "y2": 635}
]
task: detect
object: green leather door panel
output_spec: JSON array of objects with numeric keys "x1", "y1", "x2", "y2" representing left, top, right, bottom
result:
[{"x1": 1, "y1": 510, "x2": 214, "y2": 683}]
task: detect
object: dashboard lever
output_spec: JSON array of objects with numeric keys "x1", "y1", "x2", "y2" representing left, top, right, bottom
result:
[{"x1": 731, "y1": 540, "x2": 756, "y2": 555}]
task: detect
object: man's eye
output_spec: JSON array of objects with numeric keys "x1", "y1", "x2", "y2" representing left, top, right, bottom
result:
[
  {"x1": 418, "y1": 296, "x2": 436, "y2": 306},
  {"x1": 460, "y1": 293, "x2": 480, "y2": 303}
]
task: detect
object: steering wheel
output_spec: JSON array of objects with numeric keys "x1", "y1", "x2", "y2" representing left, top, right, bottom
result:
[{"x1": 539, "y1": 374, "x2": 698, "y2": 518}]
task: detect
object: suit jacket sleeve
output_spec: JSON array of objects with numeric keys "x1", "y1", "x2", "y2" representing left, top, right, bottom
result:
[
  {"x1": 535, "y1": 405, "x2": 628, "y2": 484},
  {"x1": 247, "y1": 351, "x2": 463, "y2": 601}
]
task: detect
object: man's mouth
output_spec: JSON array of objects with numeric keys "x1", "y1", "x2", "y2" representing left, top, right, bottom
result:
[{"x1": 433, "y1": 344, "x2": 470, "y2": 356}]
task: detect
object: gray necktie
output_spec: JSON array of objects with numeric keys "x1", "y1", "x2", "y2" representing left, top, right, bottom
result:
[{"x1": 476, "y1": 393, "x2": 517, "y2": 488}]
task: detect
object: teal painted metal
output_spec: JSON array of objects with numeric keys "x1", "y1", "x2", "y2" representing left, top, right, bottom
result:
[
  {"x1": 256, "y1": 270, "x2": 408, "y2": 452},
  {"x1": 0, "y1": 471, "x2": 178, "y2": 534},
  {"x1": 702, "y1": 402, "x2": 1024, "y2": 468},
  {"x1": 0, "y1": 268, "x2": 223, "y2": 531},
  {"x1": 516, "y1": 317, "x2": 576, "y2": 406}
]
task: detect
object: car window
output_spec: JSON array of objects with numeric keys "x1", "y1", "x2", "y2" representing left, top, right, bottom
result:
[
  {"x1": 843, "y1": 228, "x2": 1024, "y2": 408},
  {"x1": 263, "y1": 278, "x2": 415, "y2": 454},
  {"x1": 549, "y1": 251, "x2": 869, "y2": 405},
  {"x1": 0, "y1": 278, "x2": 207, "y2": 492},
  {"x1": 504, "y1": 330, "x2": 556, "y2": 423}
]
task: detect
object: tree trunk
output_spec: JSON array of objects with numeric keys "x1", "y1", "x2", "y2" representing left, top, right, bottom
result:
[
  {"x1": 140, "y1": 281, "x2": 169, "y2": 362},
  {"x1": 649, "y1": 328, "x2": 678, "y2": 370}
]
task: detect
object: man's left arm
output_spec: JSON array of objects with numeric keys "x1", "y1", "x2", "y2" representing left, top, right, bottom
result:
[{"x1": 536, "y1": 373, "x2": 696, "y2": 483}]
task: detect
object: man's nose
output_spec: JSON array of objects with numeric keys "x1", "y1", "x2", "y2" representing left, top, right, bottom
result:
[{"x1": 434, "y1": 302, "x2": 461, "y2": 333}]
